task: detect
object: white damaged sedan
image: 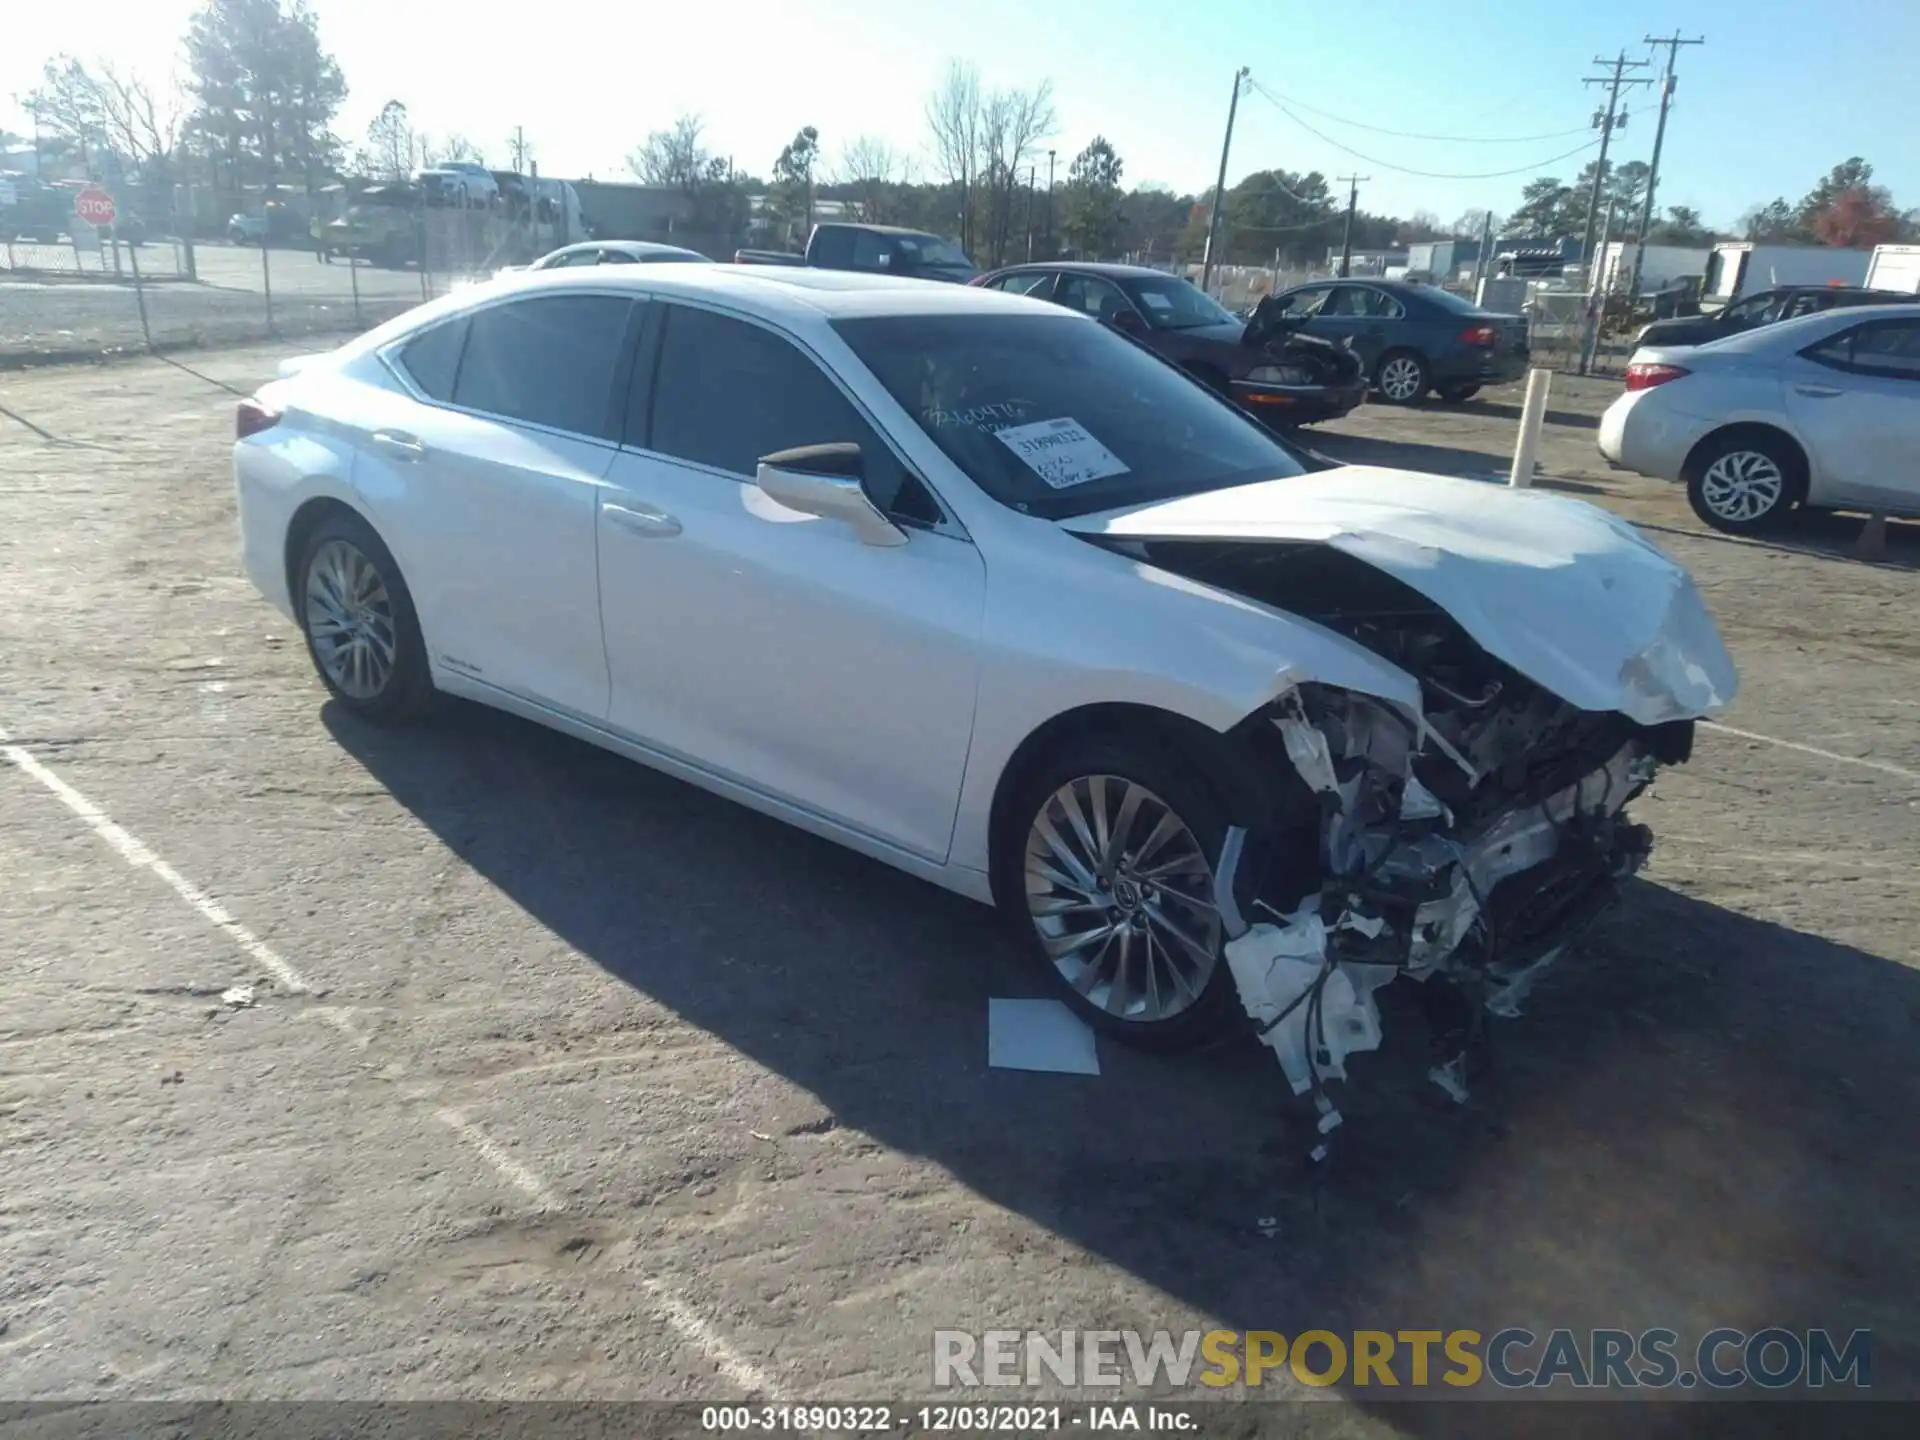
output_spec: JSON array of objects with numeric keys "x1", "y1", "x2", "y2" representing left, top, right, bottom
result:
[{"x1": 233, "y1": 265, "x2": 1737, "y2": 1100}]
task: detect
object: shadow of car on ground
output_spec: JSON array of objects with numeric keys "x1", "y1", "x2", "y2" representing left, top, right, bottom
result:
[{"x1": 323, "y1": 699, "x2": 1920, "y2": 1434}]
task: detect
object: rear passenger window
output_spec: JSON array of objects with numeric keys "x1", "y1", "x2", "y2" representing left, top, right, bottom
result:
[
  {"x1": 452, "y1": 294, "x2": 633, "y2": 438},
  {"x1": 397, "y1": 318, "x2": 467, "y2": 401},
  {"x1": 645, "y1": 304, "x2": 941, "y2": 524}
]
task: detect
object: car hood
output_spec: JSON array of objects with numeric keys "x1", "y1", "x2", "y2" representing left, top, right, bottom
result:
[{"x1": 1057, "y1": 466, "x2": 1737, "y2": 725}]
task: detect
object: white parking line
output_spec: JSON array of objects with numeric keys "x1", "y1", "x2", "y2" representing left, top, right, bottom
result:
[
  {"x1": 640, "y1": 1279, "x2": 779, "y2": 1397},
  {"x1": 435, "y1": 1108, "x2": 564, "y2": 1213},
  {"x1": 0, "y1": 729, "x2": 314, "y2": 996},
  {"x1": 1700, "y1": 721, "x2": 1920, "y2": 784},
  {"x1": 1, "y1": 723, "x2": 783, "y2": 1399}
]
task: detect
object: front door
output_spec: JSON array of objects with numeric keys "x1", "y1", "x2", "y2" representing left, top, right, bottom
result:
[
  {"x1": 1787, "y1": 316, "x2": 1920, "y2": 512},
  {"x1": 596, "y1": 301, "x2": 986, "y2": 861}
]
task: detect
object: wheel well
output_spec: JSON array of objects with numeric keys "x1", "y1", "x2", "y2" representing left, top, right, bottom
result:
[
  {"x1": 1682, "y1": 422, "x2": 1810, "y2": 493},
  {"x1": 985, "y1": 701, "x2": 1300, "y2": 904},
  {"x1": 1376, "y1": 345, "x2": 1425, "y2": 372},
  {"x1": 283, "y1": 496, "x2": 367, "y2": 607}
]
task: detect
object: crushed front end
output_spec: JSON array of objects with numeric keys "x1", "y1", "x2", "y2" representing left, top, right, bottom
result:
[{"x1": 1146, "y1": 539, "x2": 1711, "y2": 1143}]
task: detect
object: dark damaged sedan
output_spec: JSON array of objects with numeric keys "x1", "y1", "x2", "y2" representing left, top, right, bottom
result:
[{"x1": 971, "y1": 262, "x2": 1368, "y2": 428}]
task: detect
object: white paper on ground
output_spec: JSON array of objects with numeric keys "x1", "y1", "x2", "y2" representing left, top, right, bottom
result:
[
  {"x1": 987, "y1": 998, "x2": 1102, "y2": 1075},
  {"x1": 993, "y1": 417, "x2": 1130, "y2": 491}
]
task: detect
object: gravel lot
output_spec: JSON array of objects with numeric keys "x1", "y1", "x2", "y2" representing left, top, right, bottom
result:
[{"x1": 2, "y1": 351, "x2": 1916, "y2": 1431}]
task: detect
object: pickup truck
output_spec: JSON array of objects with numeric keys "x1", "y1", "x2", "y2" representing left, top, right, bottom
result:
[{"x1": 734, "y1": 222, "x2": 979, "y2": 283}]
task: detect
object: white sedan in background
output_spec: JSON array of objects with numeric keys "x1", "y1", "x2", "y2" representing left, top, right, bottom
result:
[
  {"x1": 231, "y1": 266, "x2": 1734, "y2": 1102},
  {"x1": 1600, "y1": 302, "x2": 1920, "y2": 534}
]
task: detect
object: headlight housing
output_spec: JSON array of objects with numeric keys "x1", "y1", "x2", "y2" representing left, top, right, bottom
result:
[{"x1": 1247, "y1": 364, "x2": 1310, "y2": 385}]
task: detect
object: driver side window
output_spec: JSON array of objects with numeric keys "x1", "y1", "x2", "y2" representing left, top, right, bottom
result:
[
  {"x1": 641, "y1": 304, "x2": 943, "y2": 525},
  {"x1": 1055, "y1": 274, "x2": 1132, "y2": 323}
]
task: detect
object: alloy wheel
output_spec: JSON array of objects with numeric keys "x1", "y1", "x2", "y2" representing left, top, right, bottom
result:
[
  {"x1": 1699, "y1": 450, "x2": 1785, "y2": 524},
  {"x1": 304, "y1": 539, "x2": 398, "y2": 701},
  {"x1": 1379, "y1": 356, "x2": 1424, "y2": 402},
  {"x1": 1022, "y1": 775, "x2": 1221, "y2": 1024}
]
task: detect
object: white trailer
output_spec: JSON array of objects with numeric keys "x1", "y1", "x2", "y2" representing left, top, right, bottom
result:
[
  {"x1": 1703, "y1": 242, "x2": 1872, "y2": 300},
  {"x1": 1597, "y1": 241, "x2": 1709, "y2": 294},
  {"x1": 1865, "y1": 243, "x2": 1920, "y2": 295}
]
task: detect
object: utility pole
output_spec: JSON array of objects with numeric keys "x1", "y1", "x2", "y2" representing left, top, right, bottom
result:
[
  {"x1": 1025, "y1": 166, "x2": 1037, "y2": 261},
  {"x1": 1045, "y1": 148, "x2": 1056, "y2": 253},
  {"x1": 1200, "y1": 66, "x2": 1250, "y2": 293},
  {"x1": 1630, "y1": 32, "x2": 1705, "y2": 295},
  {"x1": 1471, "y1": 208, "x2": 1495, "y2": 293},
  {"x1": 1577, "y1": 50, "x2": 1652, "y2": 374},
  {"x1": 1335, "y1": 174, "x2": 1368, "y2": 277}
]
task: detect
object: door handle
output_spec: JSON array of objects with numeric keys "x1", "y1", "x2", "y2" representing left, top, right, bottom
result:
[
  {"x1": 601, "y1": 501, "x2": 683, "y2": 538},
  {"x1": 370, "y1": 429, "x2": 426, "y2": 460},
  {"x1": 1793, "y1": 384, "x2": 1842, "y2": 399}
]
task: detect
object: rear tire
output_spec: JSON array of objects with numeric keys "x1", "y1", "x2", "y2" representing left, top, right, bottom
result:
[
  {"x1": 1684, "y1": 430, "x2": 1806, "y2": 535},
  {"x1": 1375, "y1": 350, "x2": 1430, "y2": 405},
  {"x1": 995, "y1": 736, "x2": 1242, "y2": 1052},
  {"x1": 295, "y1": 512, "x2": 434, "y2": 722}
]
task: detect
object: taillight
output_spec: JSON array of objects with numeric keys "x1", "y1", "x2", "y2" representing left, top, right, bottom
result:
[
  {"x1": 966, "y1": 273, "x2": 991, "y2": 287},
  {"x1": 235, "y1": 398, "x2": 279, "y2": 439},
  {"x1": 1625, "y1": 362, "x2": 1691, "y2": 392},
  {"x1": 1460, "y1": 324, "x2": 1498, "y2": 345}
]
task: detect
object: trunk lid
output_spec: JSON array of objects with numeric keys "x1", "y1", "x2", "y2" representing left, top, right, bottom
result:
[{"x1": 1058, "y1": 466, "x2": 1737, "y2": 724}]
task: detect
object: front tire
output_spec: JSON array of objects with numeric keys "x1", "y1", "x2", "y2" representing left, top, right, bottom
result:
[
  {"x1": 296, "y1": 512, "x2": 434, "y2": 721},
  {"x1": 1375, "y1": 350, "x2": 1430, "y2": 405},
  {"x1": 997, "y1": 738, "x2": 1241, "y2": 1051},
  {"x1": 1685, "y1": 431, "x2": 1805, "y2": 535}
]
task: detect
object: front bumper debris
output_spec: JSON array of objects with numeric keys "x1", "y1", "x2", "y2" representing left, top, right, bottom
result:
[{"x1": 1216, "y1": 683, "x2": 1672, "y2": 1150}]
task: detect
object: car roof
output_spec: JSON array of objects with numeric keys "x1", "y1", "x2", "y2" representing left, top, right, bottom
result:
[
  {"x1": 814, "y1": 222, "x2": 946, "y2": 239},
  {"x1": 989, "y1": 261, "x2": 1184, "y2": 281},
  {"x1": 486, "y1": 262, "x2": 1069, "y2": 321},
  {"x1": 557, "y1": 240, "x2": 707, "y2": 258},
  {"x1": 1677, "y1": 300, "x2": 1920, "y2": 355}
]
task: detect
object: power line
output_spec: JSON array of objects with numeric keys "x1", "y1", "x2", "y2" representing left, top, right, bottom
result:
[
  {"x1": 1247, "y1": 82, "x2": 1590, "y2": 144},
  {"x1": 1250, "y1": 84, "x2": 1604, "y2": 179}
]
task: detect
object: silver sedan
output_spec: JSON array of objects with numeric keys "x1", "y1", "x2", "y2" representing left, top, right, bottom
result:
[{"x1": 1600, "y1": 302, "x2": 1920, "y2": 533}]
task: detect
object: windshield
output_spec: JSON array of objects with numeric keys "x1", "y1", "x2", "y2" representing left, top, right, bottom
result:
[
  {"x1": 895, "y1": 235, "x2": 974, "y2": 269},
  {"x1": 1123, "y1": 276, "x2": 1238, "y2": 330},
  {"x1": 833, "y1": 314, "x2": 1306, "y2": 519}
]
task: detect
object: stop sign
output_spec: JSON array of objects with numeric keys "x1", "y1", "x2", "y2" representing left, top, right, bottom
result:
[{"x1": 74, "y1": 185, "x2": 117, "y2": 227}]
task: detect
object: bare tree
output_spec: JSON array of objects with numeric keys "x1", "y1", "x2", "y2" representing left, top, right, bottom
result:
[
  {"x1": 925, "y1": 64, "x2": 1056, "y2": 262},
  {"x1": 837, "y1": 135, "x2": 906, "y2": 222},
  {"x1": 366, "y1": 99, "x2": 413, "y2": 181},
  {"x1": 23, "y1": 55, "x2": 184, "y2": 183},
  {"x1": 979, "y1": 80, "x2": 1055, "y2": 265},
  {"x1": 93, "y1": 62, "x2": 186, "y2": 182},
  {"x1": 628, "y1": 114, "x2": 711, "y2": 190},
  {"x1": 924, "y1": 60, "x2": 982, "y2": 252},
  {"x1": 427, "y1": 133, "x2": 483, "y2": 166}
]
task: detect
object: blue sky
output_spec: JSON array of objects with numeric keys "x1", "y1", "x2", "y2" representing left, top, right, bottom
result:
[{"x1": 4, "y1": 0, "x2": 1911, "y2": 230}]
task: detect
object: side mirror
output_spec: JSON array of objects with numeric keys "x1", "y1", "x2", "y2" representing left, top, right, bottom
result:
[
  {"x1": 1110, "y1": 308, "x2": 1147, "y2": 335},
  {"x1": 754, "y1": 443, "x2": 907, "y2": 548}
]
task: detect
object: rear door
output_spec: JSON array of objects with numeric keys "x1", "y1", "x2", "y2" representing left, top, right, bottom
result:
[
  {"x1": 1786, "y1": 316, "x2": 1920, "y2": 511},
  {"x1": 359, "y1": 291, "x2": 637, "y2": 717},
  {"x1": 1308, "y1": 284, "x2": 1400, "y2": 370},
  {"x1": 983, "y1": 270, "x2": 1059, "y2": 300}
]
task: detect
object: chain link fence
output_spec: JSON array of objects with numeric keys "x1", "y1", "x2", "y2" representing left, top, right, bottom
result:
[{"x1": 1, "y1": 201, "x2": 502, "y2": 366}]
